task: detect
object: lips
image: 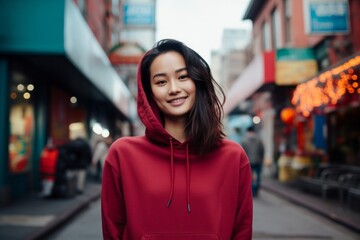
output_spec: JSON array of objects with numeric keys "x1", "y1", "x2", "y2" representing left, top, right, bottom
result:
[{"x1": 167, "y1": 96, "x2": 188, "y2": 105}]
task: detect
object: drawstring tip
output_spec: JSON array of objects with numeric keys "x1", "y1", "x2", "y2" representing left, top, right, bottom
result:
[
  {"x1": 187, "y1": 203, "x2": 191, "y2": 213},
  {"x1": 166, "y1": 199, "x2": 172, "y2": 208}
]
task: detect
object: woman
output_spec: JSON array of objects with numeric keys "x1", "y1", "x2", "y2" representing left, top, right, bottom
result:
[{"x1": 101, "y1": 39, "x2": 253, "y2": 239}]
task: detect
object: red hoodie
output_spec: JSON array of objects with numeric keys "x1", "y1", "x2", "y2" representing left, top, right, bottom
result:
[{"x1": 101, "y1": 65, "x2": 253, "y2": 240}]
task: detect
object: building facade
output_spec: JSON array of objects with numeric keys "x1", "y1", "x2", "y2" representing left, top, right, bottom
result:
[
  {"x1": 225, "y1": 0, "x2": 360, "y2": 178},
  {"x1": 0, "y1": 0, "x2": 137, "y2": 205}
]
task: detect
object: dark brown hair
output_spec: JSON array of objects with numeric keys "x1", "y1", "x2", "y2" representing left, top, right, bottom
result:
[{"x1": 140, "y1": 39, "x2": 226, "y2": 153}]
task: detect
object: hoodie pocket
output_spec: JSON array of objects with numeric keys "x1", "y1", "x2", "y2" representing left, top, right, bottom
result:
[{"x1": 141, "y1": 233, "x2": 219, "y2": 240}]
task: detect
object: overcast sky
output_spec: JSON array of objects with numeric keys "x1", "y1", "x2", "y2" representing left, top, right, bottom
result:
[{"x1": 155, "y1": 0, "x2": 252, "y2": 63}]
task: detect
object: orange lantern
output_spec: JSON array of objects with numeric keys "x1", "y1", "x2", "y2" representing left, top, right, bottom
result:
[{"x1": 280, "y1": 107, "x2": 296, "y2": 125}]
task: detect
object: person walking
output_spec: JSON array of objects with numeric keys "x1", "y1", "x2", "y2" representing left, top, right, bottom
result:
[
  {"x1": 90, "y1": 136, "x2": 110, "y2": 181},
  {"x1": 62, "y1": 129, "x2": 92, "y2": 194},
  {"x1": 101, "y1": 39, "x2": 253, "y2": 239},
  {"x1": 241, "y1": 125, "x2": 265, "y2": 197}
]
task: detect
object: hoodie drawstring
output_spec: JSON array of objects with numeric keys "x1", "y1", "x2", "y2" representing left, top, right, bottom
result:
[
  {"x1": 167, "y1": 138, "x2": 175, "y2": 208},
  {"x1": 166, "y1": 138, "x2": 191, "y2": 213},
  {"x1": 186, "y1": 143, "x2": 191, "y2": 213}
]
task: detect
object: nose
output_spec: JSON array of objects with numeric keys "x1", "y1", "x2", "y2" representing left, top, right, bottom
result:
[{"x1": 168, "y1": 80, "x2": 181, "y2": 94}]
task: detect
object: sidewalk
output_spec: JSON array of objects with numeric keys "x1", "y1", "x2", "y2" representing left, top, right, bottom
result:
[
  {"x1": 261, "y1": 177, "x2": 360, "y2": 234},
  {"x1": 0, "y1": 180, "x2": 101, "y2": 240}
]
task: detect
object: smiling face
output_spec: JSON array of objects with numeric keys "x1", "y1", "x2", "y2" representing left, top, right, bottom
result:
[{"x1": 150, "y1": 51, "x2": 196, "y2": 123}]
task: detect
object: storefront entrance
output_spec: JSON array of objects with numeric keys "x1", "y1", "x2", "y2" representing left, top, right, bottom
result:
[{"x1": 327, "y1": 105, "x2": 360, "y2": 165}]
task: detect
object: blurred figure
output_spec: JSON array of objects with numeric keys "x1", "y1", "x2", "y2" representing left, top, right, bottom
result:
[
  {"x1": 64, "y1": 136, "x2": 92, "y2": 193},
  {"x1": 241, "y1": 125, "x2": 265, "y2": 197},
  {"x1": 61, "y1": 123, "x2": 92, "y2": 194},
  {"x1": 39, "y1": 138, "x2": 59, "y2": 198},
  {"x1": 91, "y1": 136, "x2": 111, "y2": 181}
]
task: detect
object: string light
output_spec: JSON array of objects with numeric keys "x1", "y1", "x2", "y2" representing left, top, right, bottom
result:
[
  {"x1": 292, "y1": 55, "x2": 360, "y2": 116},
  {"x1": 23, "y1": 92, "x2": 31, "y2": 100},
  {"x1": 27, "y1": 84, "x2": 34, "y2": 91},
  {"x1": 17, "y1": 84, "x2": 25, "y2": 91}
]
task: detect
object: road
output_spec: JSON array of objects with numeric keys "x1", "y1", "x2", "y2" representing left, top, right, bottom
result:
[{"x1": 48, "y1": 190, "x2": 360, "y2": 240}]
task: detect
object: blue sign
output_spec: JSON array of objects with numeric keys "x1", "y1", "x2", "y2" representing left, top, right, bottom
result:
[
  {"x1": 123, "y1": 3, "x2": 155, "y2": 26},
  {"x1": 305, "y1": 0, "x2": 350, "y2": 34}
]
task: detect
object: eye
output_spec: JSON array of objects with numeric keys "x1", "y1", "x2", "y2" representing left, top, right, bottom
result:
[
  {"x1": 155, "y1": 80, "x2": 167, "y2": 85},
  {"x1": 179, "y1": 74, "x2": 189, "y2": 80}
]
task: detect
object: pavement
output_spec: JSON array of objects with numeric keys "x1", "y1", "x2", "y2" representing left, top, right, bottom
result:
[
  {"x1": 261, "y1": 177, "x2": 360, "y2": 234},
  {"x1": 0, "y1": 179, "x2": 101, "y2": 240},
  {"x1": 0, "y1": 177, "x2": 359, "y2": 240}
]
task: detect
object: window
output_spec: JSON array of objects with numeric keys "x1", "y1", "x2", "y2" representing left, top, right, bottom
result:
[
  {"x1": 272, "y1": 7, "x2": 282, "y2": 49},
  {"x1": 284, "y1": 0, "x2": 291, "y2": 44},
  {"x1": 262, "y1": 21, "x2": 272, "y2": 51}
]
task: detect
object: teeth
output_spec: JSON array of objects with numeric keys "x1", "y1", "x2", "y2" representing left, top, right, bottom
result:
[{"x1": 170, "y1": 97, "x2": 185, "y2": 103}]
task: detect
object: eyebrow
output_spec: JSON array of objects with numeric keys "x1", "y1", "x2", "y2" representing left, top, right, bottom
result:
[{"x1": 152, "y1": 67, "x2": 187, "y2": 79}]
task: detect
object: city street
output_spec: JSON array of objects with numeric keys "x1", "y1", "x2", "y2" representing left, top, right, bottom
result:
[
  {"x1": 47, "y1": 190, "x2": 360, "y2": 240},
  {"x1": 1, "y1": 1, "x2": 360, "y2": 240}
]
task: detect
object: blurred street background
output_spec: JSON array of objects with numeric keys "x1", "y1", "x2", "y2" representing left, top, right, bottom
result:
[{"x1": 1, "y1": 0, "x2": 360, "y2": 239}]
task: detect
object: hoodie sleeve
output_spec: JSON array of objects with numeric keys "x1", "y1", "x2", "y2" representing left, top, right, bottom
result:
[
  {"x1": 232, "y1": 152, "x2": 253, "y2": 240},
  {"x1": 101, "y1": 159, "x2": 126, "y2": 239}
]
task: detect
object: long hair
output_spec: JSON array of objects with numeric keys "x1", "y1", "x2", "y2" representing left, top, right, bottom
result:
[{"x1": 140, "y1": 39, "x2": 226, "y2": 154}]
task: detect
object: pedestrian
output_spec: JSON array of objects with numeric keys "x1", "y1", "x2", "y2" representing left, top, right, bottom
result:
[
  {"x1": 39, "y1": 138, "x2": 59, "y2": 198},
  {"x1": 241, "y1": 125, "x2": 265, "y2": 197},
  {"x1": 101, "y1": 39, "x2": 253, "y2": 239},
  {"x1": 63, "y1": 130, "x2": 92, "y2": 194},
  {"x1": 90, "y1": 136, "x2": 110, "y2": 181}
]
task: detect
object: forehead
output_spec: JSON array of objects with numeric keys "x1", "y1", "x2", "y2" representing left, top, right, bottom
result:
[{"x1": 150, "y1": 51, "x2": 186, "y2": 75}]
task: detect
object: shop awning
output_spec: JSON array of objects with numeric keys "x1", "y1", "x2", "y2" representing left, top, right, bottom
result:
[
  {"x1": 63, "y1": 0, "x2": 135, "y2": 120},
  {"x1": 224, "y1": 51, "x2": 275, "y2": 115},
  {"x1": 0, "y1": 0, "x2": 136, "y2": 121}
]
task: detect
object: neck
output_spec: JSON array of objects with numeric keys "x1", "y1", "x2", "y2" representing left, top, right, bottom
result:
[{"x1": 164, "y1": 117, "x2": 187, "y2": 143}]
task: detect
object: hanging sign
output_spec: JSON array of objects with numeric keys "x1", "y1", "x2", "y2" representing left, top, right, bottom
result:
[{"x1": 303, "y1": 0, "x2": 350, "y2": 35}]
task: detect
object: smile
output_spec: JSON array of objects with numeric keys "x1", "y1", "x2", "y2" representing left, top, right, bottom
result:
[{"x1": 167, "y1": 96, "x2": 188, "y2": 105}]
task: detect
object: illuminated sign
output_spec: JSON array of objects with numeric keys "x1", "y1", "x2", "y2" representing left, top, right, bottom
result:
[
  {"x1": 304, "y1": 0, "x2": 350, "y2": 34},
  {"x1": 123, "y1": 3, "x2": 155, "y2": 26},
  {"x1": 276, "y1": 48, "x2": 318, "y2": 85}
]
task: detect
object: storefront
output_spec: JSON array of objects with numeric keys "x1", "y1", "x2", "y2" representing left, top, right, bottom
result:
[
  {"x1": 0, "y1": 0, "x2": 135, "y2": 204},
  {"x1": 291, "y1": 52, "x2": 360, "y2": 170}
]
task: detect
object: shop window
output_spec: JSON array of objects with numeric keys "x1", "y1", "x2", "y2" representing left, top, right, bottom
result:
[
  {"x1": 8, "y1": 73, "x2": 35, "y2": 174},
  {"x1": 50, "y1": 87, "x2": 87, "y2": 145},
  {"x1": 262, "y1": 21, "x2": 272, "y2": 51}
]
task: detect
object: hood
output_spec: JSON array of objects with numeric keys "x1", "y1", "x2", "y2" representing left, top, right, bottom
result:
[{"x1": 137, "y1": 59, "x2": 182, "y2": 146}]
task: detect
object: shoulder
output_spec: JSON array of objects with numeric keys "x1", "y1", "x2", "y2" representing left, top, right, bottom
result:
[
  {"x1": 107, "y1": 136, "x2": 147, "y2": 157},
  {"x1": 110, "y1": 136, "x2": 147, "y2": 149},
  {"x1": 214, "y1": 139, "x2": 247, "y2": 159},
  {"x1": 220, "y1": 138, "x2": 244, "y2": 151},
  {"x1": 106, "y1": 136, "x2": 148, "y2": 169},
  {"x1": 218, "y1": 139, "x2": 250, "y2": 166}
]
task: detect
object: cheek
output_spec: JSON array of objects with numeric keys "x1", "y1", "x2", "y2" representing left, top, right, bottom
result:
[
  {"x1": 190, "y1": 93, "x2": 196, "y2": 106},
  {"x1": 184, "y1": 80, "x2": 196, "y2": 92},
  {"x1": 188, "y1": 84, "x2": 196, "y2": 105},
  {"x1": 189, "y1": 83, "x2": 196, "y2": 97},
  {"x1": 151, "y1": 87, "x2": 166, "y2": 103}
]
